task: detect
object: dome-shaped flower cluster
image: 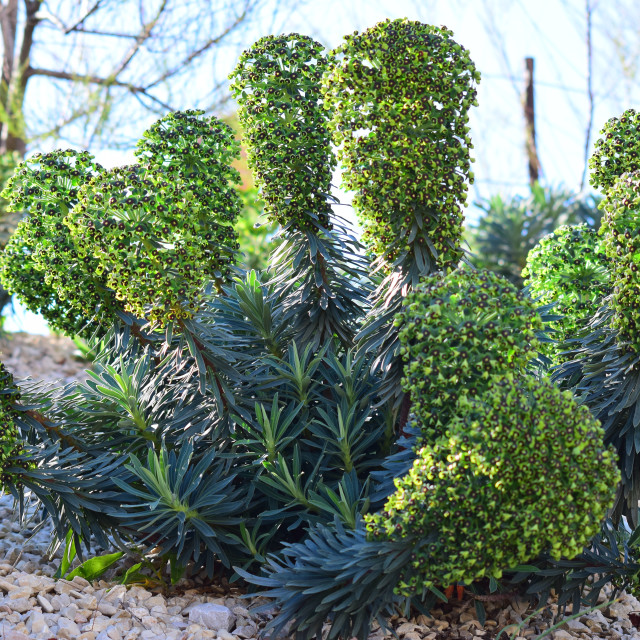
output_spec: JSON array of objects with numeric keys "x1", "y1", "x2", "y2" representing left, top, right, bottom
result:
[
  {"x1": 395, "y1": 268, "x2": 542, "y2": 441},
  {"x1": 365, "y1": 375, "x2": 618, "y2": 595},
  {"x1": 598, "y1": 171, "x2": 640, "y2": 353},
  {"x1": 368, "y1": 268, "x2": 618, "y2": 594},
  {"x1": 0, "y1": 363, "x2": 31, "y2": 486},
  {"x1": 0, "y1": 150, "x2": 119, "y2": 334},
  {"x1": 0, "y1": 112, "x2": 242, "y2": 331},
  {"x1": 522, "y1": 224, "x2": 612, "y2": 362},
  {"x1": 229, "y1": 34, "x2": 335, "y2": 232},
  {"x1": 68, "y1": 159, "x2": 239, "y2": 326},
  {"x1": 134, "y1": 110, "x2": 241, "y2": 226},
  {"x1": 322, "y1": 18, "x2": 480, "y2": 269},
  {"x1": 1, "y1": 246, "x2": 91, "y2": 335},
  {"x1": 590, "y1": 108, "x2": 640, "y2": 192}
]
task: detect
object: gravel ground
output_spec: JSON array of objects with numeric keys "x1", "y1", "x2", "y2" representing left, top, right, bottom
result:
[
  {"x1": 0, "y1": 332, "x2": 91, "y2": 385},
  {"x1": 0, "y1": 331, "x2": 640, "y2": 640}
]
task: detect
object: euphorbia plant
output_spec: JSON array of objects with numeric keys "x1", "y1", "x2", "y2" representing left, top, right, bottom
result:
[
  {"x1": 542, "y1": 109, "x2": 640, "y2": 524},
  {"x1": 522, "y1": 223, "x2": 611, "y2": 365},
  {"x1": 0, "y1": 18, "x2": 624, "y2": 640}
]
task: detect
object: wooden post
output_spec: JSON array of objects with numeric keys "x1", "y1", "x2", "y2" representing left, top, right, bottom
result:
[{"x1": 523, "y1": 57, "x2": 541, "y2": 185}]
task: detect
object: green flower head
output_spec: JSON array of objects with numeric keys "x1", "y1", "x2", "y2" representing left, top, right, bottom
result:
[
  {"x1": 0, "y1": 363, "x2": 33, "y2": 486},
  {"x1": 522, "y1": 224, "x2": 612, "y2": 364},
  {"x1": 599, "y1": 170, "x2": 640, "y2": 353},
  {"x1": 135, "y1": 109, "x2": 242, "y2": 226},
  {"x1": 395, "y1": 268, "x2": 542, "y2": 440},
  {"x1": 323, "y1": 18, "x2": 480, "y2": 270},
  {"x1": 366, "y1": 375, "x2": 619, "y2": 594},
  {"x1": 68, "y1": 161, "x2": 239, "y2": 327},
  {"x1": 590, "y1": 108, "x2": 640, "y2": 193},
  {"x1": 230, "y1": 34, "x2": 335, "y2": 232},
  {"x1": 0, "y1": 150, "x2": 118, "y2": 334}
]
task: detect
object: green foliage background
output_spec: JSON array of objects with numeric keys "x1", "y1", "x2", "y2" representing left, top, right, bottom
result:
[{"x1": 466, "y1": 184, "x2": 602, "y2": 287}]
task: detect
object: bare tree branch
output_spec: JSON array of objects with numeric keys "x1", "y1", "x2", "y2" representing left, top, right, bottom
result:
[
  {"x1": 580, "y1": 0, "x2": 595, "y2": 192},
  {"x1": 63, "y1": 0, "x2": 103, "y2": 34},
  {"x1": 49, "y1": 27, "x2": 142, "y2": 39},
  {"x1": 27, "y1": 66, "x2": 176, "y2": 111},
  {"x1": 110, "y1": 0, "x2": 167, "y2": 78},
  {"x1": 18, "y1": 2, "x2": 40, "y2": 79},
  {"x1": 0, "y1": 0, "x2": 19, "y2": 144},
  {"x1": 35, "y1": 1, "x2": 104, "y2": 34},
  {"x1": 0, "y1": 0, "x2": 293, "y2": 150},
  {"x1": 0, "y1": 0, "x2": 18, "y2": 83},
  {"x1": 145, "y1": 2, "x2": 252, "y2": 90}
]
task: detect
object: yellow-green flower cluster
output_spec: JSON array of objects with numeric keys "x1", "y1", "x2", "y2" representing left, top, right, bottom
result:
[
  {"x1": 0, "y1": 246, "x2": 91, "y2": 335},
  {"x1": 590, "y1": 108, "x2": 640, "y2": 192},
  {"x1": 134, "y1": 110, "x2": 242, "y2": 227},
  {"x1": 0, "y1": 150, "x2": 118, "y2": 335},
  {"x1": 0, "y1": 112, "x2": 242, "y2": 331},
  {"x1": 229, "y1": 34, "x2": 335, "y2": 232},
  {"x1": 68, "y1": 160, "x2": 238, "y2": 326},
  {"x1": 395, "y1": 269, "x2": 542, "y2": 441},
  {"x1": 522, "y1": 224, "x2": 612, "y2": 363},
  {"x1": 365, "y1": 375, "x2": 618, "y2": 595},
  {"x1": 598, "y1": 171, "x2": 640, "y2": 352},
  {"x1": 322, "y1": 18, "x2": 480, "y2": 269},
  {"x1": 0, "y1": 363, "x2": 32, "y2": 486}
]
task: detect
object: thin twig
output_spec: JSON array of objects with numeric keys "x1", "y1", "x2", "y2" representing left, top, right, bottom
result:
[{"x1": 580, "y1": 0, "x2": 595, "y2": 192}]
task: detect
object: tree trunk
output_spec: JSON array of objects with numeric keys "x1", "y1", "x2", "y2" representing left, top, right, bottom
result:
[{"x1": 0, "y1": 0, "x2": 40, "y2": 155}]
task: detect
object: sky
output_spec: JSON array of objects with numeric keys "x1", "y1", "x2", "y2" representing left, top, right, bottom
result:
[
  {"x1": 281, "y1": 0, "x2": 639, "y2": 200},
  {"x1": 6, "y1": 0, "x2": 640, "y2": 334},
  {"x1": 85, "y1": 0, "x2": 639, "y2": 203}
]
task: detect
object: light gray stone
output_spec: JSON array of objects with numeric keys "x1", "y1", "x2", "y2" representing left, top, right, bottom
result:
[
  {"x1": 107, "y1": 626, "x2": 124, "y2": 640},
  {"x1": 72, "y1": 575, "x2": 92, "y2": 589},
  {"x1": 28, "y1": 610, "x2": 50, "y2": 635},
  {"x1": 141, "y1": 615, "x2": 166, "y2": 634},
  {"x1": 55, "y1": 579, "x2": 77, "y2": 595},
  {"x1": 16, "y1": 573, "x2": 44, "y2": 589},
  {"x1": 8, "y1": 586, "x2": 31, "y2": 599},
  {"x1": 583, "y1": 609, "x2": 609, "y2": 626},
  {"x1": 115, "y1": 618, "x2": 133, "y2": 632},
  {"x1": 51, "y1": 593, "x2": 71, "y2": 609},
  {"x1": 128, "y1": 586, "x2": 153, "y2": 602},
  {"x1": 60, "y1": 603, "x2": 79, "y2": 619},
  {"x1": 234, "y1": 623, "x2": 258, "y2": 638},
  {"x1": 0, "y1": 578, "x2": 18, "y2": 592},
  {"x1": 130, "y1": 606, "x2": 149, "y2": 619},
  {"x1": 564, "y1": 618, "x2": 590, "y2": 632},
  {"x1": 145, "y1": 595, "x2": 165, "y2": 608},
  {"x1": 610, "y1": 602, "x2": 634, "y2": 619},
  {"x1": 57, "y1": 617, "x2": 82, "y2": 639},
  {"x1": 165, "y1": 615, "x2": 188, "y2": 629},
  {"x1": 104, "y1": 585, "x2": 127, "y2": 603},
  {"x1": 189, "y1": 603, "x2": 235, "y2": 631},
  {"x1": 232, "y1": 606, "x2": 250, "y2": 618},
  {"x1": 37, "y1": 593, "x2": 53, "y2": 612},
  {"x1": 98, "y1": 601, "x2": 119, "y2": 615},
  {"x1": 149, "y1": 604, "x2": 168, "y2": 615},
  {"x1": 84, "y1": 616, "x2": 115, "y2": 633},
  {"x1": 7, "y1": 596, "x2": 32, "y2": 613},
  {"x1": 81, "y1": 595, "x2": 99, "y2": 610},
  {"x1": 3, "y1": 631, "x2": 30, "y2": 640}
]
